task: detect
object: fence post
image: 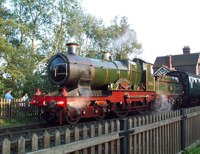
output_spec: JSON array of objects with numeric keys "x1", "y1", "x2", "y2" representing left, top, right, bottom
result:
[
  {"x1": 83, "y1": 125, "x2": 88, "y2": 154},
  {"x1": 55, "y1": 130, "x2": 61, "y2": 146},
  {"x1": 32, "y1": 133, "x2": 38, "y2": 151},
  {"x1": 110, "y1": 121, "x2": 115, "y2": 154},
  {"x1": 65, "y1": 128, "x2": 70, "y2": 144},
  {"x1": 181, "y1": 109, "x2": 186, "y2": 150},
  {"x1": 90, "y1": 124, "x2": 95, "y2": 153},
  {"x1": 18, "y1": 136, "x2": 25, "y2": 154},
  {"x1": 44, "y1": 130, "x2": 50, "y2": 148},
  {"x1": 2, "y1": 138, "x2": 10, "y2": 154},
  {"x1": 74, "y1": 126, "x2": 80, "y2": 154},
  {"x1": 105, "y1": 122, "x2": 109, "y2": 154},
  {"x1": 121, "y1": 117, "x2": 129, "y2": 154},
  {"x1": 116, "y1": 120, "x2": 121, "y2": 154},
  {"x1": 98, "y1": 123, "x2": 102, "y2": 153}
]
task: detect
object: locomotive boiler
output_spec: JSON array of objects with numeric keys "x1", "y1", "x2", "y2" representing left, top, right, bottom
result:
[{"x1": 32, "y1": 43, "x2": 155, "y2": 124}]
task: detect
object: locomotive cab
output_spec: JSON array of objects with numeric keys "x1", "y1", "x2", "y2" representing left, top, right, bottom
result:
[{"x1": 133, "y1": 58, "x2": 155, "y2": 91}]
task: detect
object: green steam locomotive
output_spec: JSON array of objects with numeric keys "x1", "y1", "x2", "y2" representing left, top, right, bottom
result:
[{"x1": 31, "y1": 43, "x2": 200, "y2": 124}]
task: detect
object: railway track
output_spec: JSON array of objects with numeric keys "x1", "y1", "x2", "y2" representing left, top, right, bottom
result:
[{"x1": 0, "y1": 122, "x2": 54, "y2": 141}]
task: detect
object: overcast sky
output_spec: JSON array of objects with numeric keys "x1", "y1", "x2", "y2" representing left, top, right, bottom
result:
[{"x1": 81, "y1": 0, "x2": 200, "y2": 63}]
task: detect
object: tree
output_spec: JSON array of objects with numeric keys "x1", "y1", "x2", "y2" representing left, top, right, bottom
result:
[
  {"x1": 0, "y1": 0, "x2": 52, "y2": 97},
  {"x1": 50, "y1": 0, "x2": 85, "y2": 55},
  {"x1": 0, "y1": 0, "x2": 142, "y2": 98},
  {"x1": 109, "y1": 16, "x2": 142, "y2": 59},
  {"x1": 81, "y1": 15, "x2": 142, "y2": 60},
  {"x1": 3, "y1": 0, "x2": 86, "y2": 96},
  {"x1": 0, "y1": 0, "x2": 28, "y2": 97}
]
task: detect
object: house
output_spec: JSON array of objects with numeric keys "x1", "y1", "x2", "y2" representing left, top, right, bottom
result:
[{"x1": 153, "y1": 46, "x2": 200, "y2": 75}]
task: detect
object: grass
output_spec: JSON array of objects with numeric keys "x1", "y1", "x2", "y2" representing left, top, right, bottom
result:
[
  {"x1": 0, "y1": 118, "x2": 39, "y2": 128},
  {"x1": 184, "y1": 145, "x2": 200, "y2": 154}
]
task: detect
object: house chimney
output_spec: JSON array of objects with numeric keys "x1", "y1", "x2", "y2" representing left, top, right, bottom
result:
[
  {"x1": 183, "y1": 46, "x2": 190, "y2": 55},
  {"x1": 165, "y1": 55, "x2": 172, "y2": 70}
]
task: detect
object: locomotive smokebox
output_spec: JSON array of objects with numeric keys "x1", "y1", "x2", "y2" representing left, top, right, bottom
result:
[{"x1": 66, "y1": 42, "x2": 78, "y2": 55}]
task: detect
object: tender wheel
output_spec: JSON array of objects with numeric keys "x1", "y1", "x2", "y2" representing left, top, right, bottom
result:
[
  {"x1": 114, "y1": 102, "x2": 129, "y2": 118},
  {"x1": 94, "y1": 105, "x2": 106, "y2": 121},
  {"x1": 65, "y1": 109, "x2": 80, "y2": 124}
]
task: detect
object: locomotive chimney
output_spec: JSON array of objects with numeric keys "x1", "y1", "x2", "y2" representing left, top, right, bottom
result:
[
  {"x1": 183, "y1": 46, "x2": 190, "y2": 55},
  {"x1": 66, "y1": 42, "x2": 78, "y2": 55},
  {"x1": 103, "y1": 52, "x2": 112, "y2": 61}
]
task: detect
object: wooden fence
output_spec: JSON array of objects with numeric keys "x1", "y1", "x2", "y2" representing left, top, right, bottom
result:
[
  {"x1": 1, "y1": 106, "x2": 200, "y2": 154},
  {"x1": 0, "y1": 99, "x2": 38, "y2": 122}
]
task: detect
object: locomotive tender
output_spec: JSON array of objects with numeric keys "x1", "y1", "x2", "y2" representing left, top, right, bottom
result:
[
  {"x1": 166, "y1": 71, "x2": 200, "y2": 106},
  {"x1": 32, "y1": 43, "x2": 200, "y2": 124}
]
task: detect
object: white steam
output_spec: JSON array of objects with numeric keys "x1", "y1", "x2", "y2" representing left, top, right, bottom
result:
[
  {"x1": 155, "y1": 94, "x2": 172, "y2": 112},
  {"x1": 67, "y1": 100, "x2": 90, "y2": 109}
]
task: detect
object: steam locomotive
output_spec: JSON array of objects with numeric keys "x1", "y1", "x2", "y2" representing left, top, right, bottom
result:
[{"x1": 31, "y1": 43, "x2": 200, "y2": 124}]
